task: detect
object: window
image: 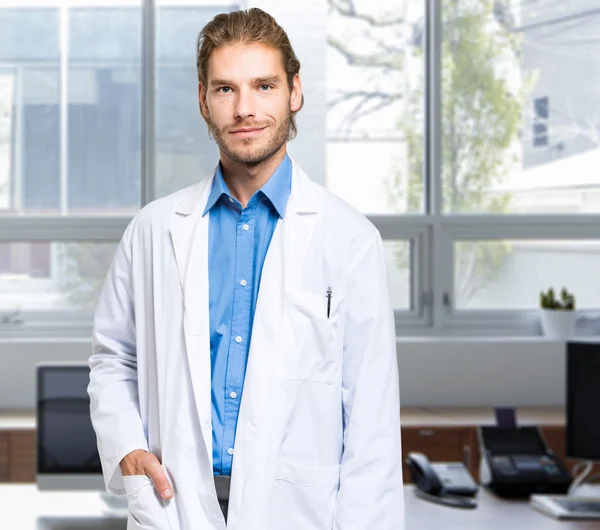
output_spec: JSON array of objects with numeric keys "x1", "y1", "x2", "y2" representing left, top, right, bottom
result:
[
  {"x1": 0, "y1": 5, "x2": 142, "y2": 215},
  {"x1": 0, "y1": 1, "x2": 141, "y2": 336},
  {"x1": 455, "y1": 239, "x2": 600, "y2": 310},
  {"x1": 0, "y1": 242, "x2": 51, "y2": 278},
  {"x1": 154, "y1": 1, "x2": 227, "y2": 197},
  {"x1": 2, "y1": 0, "x2": 600, "y2": 338},
  {"x1": 383, "y1": 240, "x2": 414, "y2": 311},
  {"x1": 533, "y1": 96, "x2": 549, "y2": 147},
  {"x1": 326, "y1": 0, "x2": 600, "y2": 336},
  {"x1": 0, "y1": 241, "x2": 118, "y2": 312},
  {"x1": 327, "y1": 0, "x2": 425, "y2": 215}
]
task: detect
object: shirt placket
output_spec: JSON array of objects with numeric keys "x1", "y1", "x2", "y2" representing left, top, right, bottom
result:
[{"x1": 222, "y1": 203, "x2": 255, "y2": 474}]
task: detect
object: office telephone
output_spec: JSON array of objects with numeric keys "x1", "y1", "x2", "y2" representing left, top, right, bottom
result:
[{"x1": 405, "y1": 452, "x2": 479, "y2": 509}]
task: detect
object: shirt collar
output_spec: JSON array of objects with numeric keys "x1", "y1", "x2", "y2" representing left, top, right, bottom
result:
[
  {"x1": 258, "y1": 153, "x2": 292, "y2": 219},
  {"x1": 203, "y1": 154, "x2": 292, "y2": 218},
  {"x1": 203, "y1": 165, "x2": 229, "y2": 216}
]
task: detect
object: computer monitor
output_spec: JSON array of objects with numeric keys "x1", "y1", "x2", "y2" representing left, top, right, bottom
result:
[
  {"x1": 527, "y1": 341, "x2": 600, "y2": 519},
  {"x1": 36, "y1": 362, "x2": 104, "y2": 491},
  {"x1": 566, "y1": 341, "x2": 600, "y2": 462}
]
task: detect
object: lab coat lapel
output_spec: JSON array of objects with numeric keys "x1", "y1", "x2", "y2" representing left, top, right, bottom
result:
[
  {"x1": 170, "y1": 175, "x2": 214, "y2": 446},
  {"x1": 240, "y1": 161, "x2": 320, "y2": 427},
  {"x1": 230, "y1": 162, "x2": 322, "y2": 509}
]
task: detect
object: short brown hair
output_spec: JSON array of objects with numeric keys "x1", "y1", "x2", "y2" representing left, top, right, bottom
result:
[{"x1": 196, "y1": 8, "x2": 304, "y2": 140}]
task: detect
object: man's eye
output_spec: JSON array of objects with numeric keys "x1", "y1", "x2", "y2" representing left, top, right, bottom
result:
[
  {"x1": 218, "y1": 87, "x2": 231, "y2": 93},
  {"x1": 259, "y1": 84, "x2": 272, "y2": 91}
]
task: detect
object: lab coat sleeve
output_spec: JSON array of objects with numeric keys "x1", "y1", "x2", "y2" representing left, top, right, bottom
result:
[
  {"x1": 88, "y1": 219, "x2": 150, "y2": 496},
  {"x1": 333, "y1": 228, "x2": 405, "y2": 530}
]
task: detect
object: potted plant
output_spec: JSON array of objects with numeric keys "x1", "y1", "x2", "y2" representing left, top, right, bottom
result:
[{"x1": 539, "y1": 287, "x2": 577, "y2": 338}]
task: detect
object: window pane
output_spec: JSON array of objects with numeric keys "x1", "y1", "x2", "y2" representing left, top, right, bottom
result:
[
  {"x1": 384, "y1": 240, "x2": 412, "y2": 310},
  {"x1": 442, "y1": 1, "x2": 600, "y2": 214},
  {"x1": 327, "y1": 0, "x2": 425, "y2": 214},
  {"x1": 0, "y1": 71, "x2": 14, "y2": 209},
  {"x1": 455, "y1": 239, "x2": 600, "y2": 310},
  {"x1": 68, "y1": 6, "x2": 142, "y2": 213},
  {"x1": 154, "y1": 2, "x2": 230, "y2": 198},
  {"x1": 0, "y1": 3, "x2": 142, "y2": 215},
  {"x1": 0, "y1": 241, "x2": 117, "y2": 312}
]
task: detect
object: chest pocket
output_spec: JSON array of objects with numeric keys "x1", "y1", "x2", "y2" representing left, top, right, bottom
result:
[{"x1": 276, "y1": 290, "x2": 344, "y2": 384}]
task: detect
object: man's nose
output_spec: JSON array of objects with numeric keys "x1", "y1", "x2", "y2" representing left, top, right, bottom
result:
[{"x1": 234, "y1": 87, "x2": 257, "y2": 121}]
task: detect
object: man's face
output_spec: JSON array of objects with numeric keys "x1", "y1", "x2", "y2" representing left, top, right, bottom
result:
[{"x1": 199, "y1": 42, "x2": 302, "y2": 166}]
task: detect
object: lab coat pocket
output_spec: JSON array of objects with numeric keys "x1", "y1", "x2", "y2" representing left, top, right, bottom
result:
[
  {"x1": 267, "y1": 462, "x2": 341, "y2": 530},
  {"x1": 123, "y1": 475, "x2": 171, "y2": 530},
  {"x1": 277, "y1": 290, "x2": 344, "y2": 384}
]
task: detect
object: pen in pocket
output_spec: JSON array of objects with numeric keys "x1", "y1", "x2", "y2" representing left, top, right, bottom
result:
[{"x1": 326, "y1": 286, "x2": 332, "y2": 318}]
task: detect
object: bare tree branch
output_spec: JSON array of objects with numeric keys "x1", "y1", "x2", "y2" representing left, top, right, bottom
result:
[
  {"x1": 327, "y1": 36, "x2": 403, "y2": 71},
  {"x1": 326, "y1": 1, "x2": 406, "y2": 130},
  {"x1": 341, "y1": 96, "x2": 400, "y2": 130},
  {"x1": 328, "y1": 0, "x2": 405, "y2": 27},
  {"x1": 372, "y1": 34, "x2": 405, "y2": 56},
  {"x1": 328, "y1": 90, "x2": 403, "y2": 131},
  {"x1": 328, "y1": 90, "x2": 403, "y2": 110}
]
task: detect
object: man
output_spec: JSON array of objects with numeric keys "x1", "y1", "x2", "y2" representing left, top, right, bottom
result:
[{"x1": 88, "y1": 7, "x2": 404, "y2": 530}]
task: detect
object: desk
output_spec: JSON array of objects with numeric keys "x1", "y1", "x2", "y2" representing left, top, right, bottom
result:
[
  {"x1": 1, "y1": 484, "x2": 599, "y2": 529},
  {"x1": 405, "y1": 484, "x2": 600, "y2": 529},
  {"x1": 0, "y1": 407, "x2": 575, "y2": 485}
]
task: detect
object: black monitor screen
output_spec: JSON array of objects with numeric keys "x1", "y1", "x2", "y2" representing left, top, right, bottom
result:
[
  {"x1": 37, "y1": 365, "x2": 101, "y2": 474},
  {"x1": 567, "y1": 341, "x2": 600, "y2": 461}
]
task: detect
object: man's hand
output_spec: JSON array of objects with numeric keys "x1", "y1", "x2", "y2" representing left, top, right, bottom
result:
[{"x1": 120, "y1": 449, "x2": 174, "y2": 500}]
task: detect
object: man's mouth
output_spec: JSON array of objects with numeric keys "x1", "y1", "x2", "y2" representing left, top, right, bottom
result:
[{"x1": 230, "y1": 126, "x2": 266, "y2": 137}]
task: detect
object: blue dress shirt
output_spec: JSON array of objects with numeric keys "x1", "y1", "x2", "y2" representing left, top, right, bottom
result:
[{"x1": 203, "y1": 154, "x2": 292, "y2": 476}]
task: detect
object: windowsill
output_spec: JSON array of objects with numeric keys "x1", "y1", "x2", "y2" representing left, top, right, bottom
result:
[
  {"x1": 0, "y1": 336, "x2": 91, "y2": 344},
  {"x1": 1, "y1": 334, "x2": 599, "y2": 345},
  {"x1": 397, "y1": 335, "x2": 600, "y2": 343}
]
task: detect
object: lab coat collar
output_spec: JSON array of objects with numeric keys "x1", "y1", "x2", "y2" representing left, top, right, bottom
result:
[
  {"x1": 174, "y1": 157, "x2": 320, "y2": 217},
  {"x1": 202, "y1": 154, "x2": 292, "y2": 218}
]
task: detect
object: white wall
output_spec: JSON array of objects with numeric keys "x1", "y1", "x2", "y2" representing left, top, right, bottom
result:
[
  {"x1": 0, "y1": 338, "x2": 568, "y2": 410},
  {"x1": 396, "y1": 338, "x2": 567, "y2": 407}
]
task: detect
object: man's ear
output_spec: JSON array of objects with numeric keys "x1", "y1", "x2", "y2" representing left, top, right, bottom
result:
[
  {"x1": 198, "y1": 82, "x2": 210, "y2": 119},
  {"x1": 290, "y1": 74, "x2": 303, "y2": 113}
]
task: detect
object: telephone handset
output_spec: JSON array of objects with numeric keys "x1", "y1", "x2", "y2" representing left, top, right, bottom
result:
[{"x1": 405, "y1": 452, "x2": 479, "y2": 509}]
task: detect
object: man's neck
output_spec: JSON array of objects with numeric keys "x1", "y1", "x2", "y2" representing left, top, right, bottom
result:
[{"x1": 219, "y1": 147, "x2": 287, "y2": 208}]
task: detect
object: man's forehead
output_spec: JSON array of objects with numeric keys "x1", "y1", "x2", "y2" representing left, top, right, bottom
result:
[{"x1": 208, "y1": 42, "x2": 284, "y2": 76}]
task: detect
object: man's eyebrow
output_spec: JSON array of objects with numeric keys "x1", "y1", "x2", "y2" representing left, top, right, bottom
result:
[
  {"x1": 209, "y1": 76, "x2": 282, "y2": 87},
  {"x1": 210, "y1": 78, "x2": 234, "y2": 87},
  {"x1": 254, "y1": 75, "x2": 281, "y2": 85}
]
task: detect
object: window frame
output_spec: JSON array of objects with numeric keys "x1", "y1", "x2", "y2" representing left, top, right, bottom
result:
[
  {"x1": 434, "y1": 214, "x2": 600, "y2": 337},
  {"x1": 0, "y1": 0, "x2": 148, "y2": 337},
  {"x1": 379, "y1": 0, "x2": 600, "y2": 338},
  {"x1": 2, "y1": 0, "x2": 600, "y2": 339}
]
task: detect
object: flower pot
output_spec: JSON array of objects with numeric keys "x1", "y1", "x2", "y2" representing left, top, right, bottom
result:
[{"x1": 540, "y1": 309, "x2": 577, "y2": 339}]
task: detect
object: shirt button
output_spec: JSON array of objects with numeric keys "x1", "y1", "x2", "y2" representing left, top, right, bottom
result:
[
  {"x1": 240, "y1": 279, "x2": 247, "y2": 287},
  {"x1": 242, "y1": 224, "x2": 249, "y2": 231},
  {"x1": 230, "y1": 391, "x2": 237, "y2": 399},
  {"x1": 228, "y1": 197, "x2": 234, "y2": 203},
  {"x1": 235, "y1": 336, "x2": 242, "y2": 343},
  {"x1": 228, "y1": 448, "x2": 234, "y2": 455}
]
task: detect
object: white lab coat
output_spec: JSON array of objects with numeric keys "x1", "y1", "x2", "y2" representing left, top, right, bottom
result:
[{"x1": 88, "y1": 160, "x2": 404, "y2": 530}]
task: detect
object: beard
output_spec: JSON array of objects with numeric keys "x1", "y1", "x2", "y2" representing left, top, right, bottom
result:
[{"x1": 207, "y1": 112, "x2": 291, "y2": 167}]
